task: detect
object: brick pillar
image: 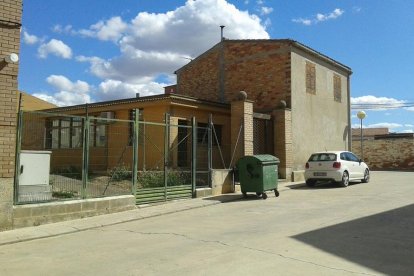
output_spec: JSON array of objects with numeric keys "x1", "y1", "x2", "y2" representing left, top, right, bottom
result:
[
  {"x1": 0, "y1": 0, "x2": 22, "y2": 231},
  {"x1": 272, "y1": 108, "x2": 293, "y2": 180},
  {"x1": 230, "y1": 99, "x2": 253, "y2": 167}
]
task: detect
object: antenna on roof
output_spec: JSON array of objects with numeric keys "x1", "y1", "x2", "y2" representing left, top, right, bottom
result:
[{"x1": 220, "y1": 25, "x2": 225, "y2": 41}]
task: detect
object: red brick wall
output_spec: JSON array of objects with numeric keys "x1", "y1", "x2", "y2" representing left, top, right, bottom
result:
[
  {"x1": 177, "y1": 41, "x2": 292, "y2": 110},
  {"x1": 177, "y1": 46, "x2": 221, "y2": 102},
  {"x1": 352, "y1": 138, "x2": 414, "y2": 170},
  {"x1": 0, "y1": 0, "x2": 22, "y2": 178}
]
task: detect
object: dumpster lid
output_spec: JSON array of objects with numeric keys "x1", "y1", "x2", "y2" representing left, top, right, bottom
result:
[{"x1": 237, "y1": 154, "x2": 280, "y2": 164}]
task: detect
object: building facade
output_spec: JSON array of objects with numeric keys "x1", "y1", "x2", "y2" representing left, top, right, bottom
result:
[
  {"x1": 175, "y1": 39, "x2": 352, "y2": 179},
  {"x1": 0, "y1": 0, "x2": 22, "y2": 231}
]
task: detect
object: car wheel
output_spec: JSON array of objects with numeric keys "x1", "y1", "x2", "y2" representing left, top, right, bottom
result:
[
  {"x1": 339, "y1": 171, "x2": 349, "y2": 187},
  {"x1": 362, "y1": 169, "x2": 370, "y2": 183},
  {"x1": 306, "y1": 180, "x2": 316, "y2": 187}
]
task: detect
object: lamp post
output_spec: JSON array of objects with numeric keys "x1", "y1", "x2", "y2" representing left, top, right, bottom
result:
[{"x1": 357, "y1": 111, "x2": 366, "y2": 159}]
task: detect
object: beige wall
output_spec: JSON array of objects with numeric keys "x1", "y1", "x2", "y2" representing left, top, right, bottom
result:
[{"x1": 290, "y1": 51, "x2": 350, "y2": 171}]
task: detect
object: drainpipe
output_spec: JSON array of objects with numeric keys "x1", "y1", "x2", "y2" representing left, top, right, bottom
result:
[{"x1": 347, "y1": 73, "x2": 352, "y2": 151}]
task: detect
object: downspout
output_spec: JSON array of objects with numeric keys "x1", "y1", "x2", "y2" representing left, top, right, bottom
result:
[{"x1": 347, "y1": 73, "x2": 352, "y2": 151}]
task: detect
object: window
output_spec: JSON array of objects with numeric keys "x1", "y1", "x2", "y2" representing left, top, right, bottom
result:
[
  {"x1": 306, "y1": 61, "x2": 316, "y2": 94},
  {"x1": 334, "y1": 74, "x2": 342, "y2": 102},
  {"x1": 46, "y1": 117, "x2": 85, "y2": 149},
  {"x1": 309, "y1": 153, "x2": 337, "y2": 162},
  {"x1": 345, "y1": 152, "x2": 360, "y2": 162},
  {"x1": 89, "y1": 119, "x2": 106, "y2": 147}
]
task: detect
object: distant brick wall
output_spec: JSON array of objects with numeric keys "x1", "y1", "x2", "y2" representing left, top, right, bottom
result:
[
  {"x1": 0, "y1": 0, "x2": 22, "y2": 178},
  {"x1": 352, "y1": 138, "x2": 414, "y2": 170},
  {"x1": 177, "y1": 40, "x2": 291, "y2": 110}
]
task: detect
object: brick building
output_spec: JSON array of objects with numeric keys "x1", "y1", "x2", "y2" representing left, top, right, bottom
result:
[
  {"x1": 175, "y1": 39, "x2": 353, "y2": 179},
  {"x1": 0, "y1": 0, "x2": 22, "y2": 230}
]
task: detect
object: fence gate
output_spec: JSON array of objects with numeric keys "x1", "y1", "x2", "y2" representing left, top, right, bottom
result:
[
  {"x1": 253, "y1": 113, "x2": 274, "y2": 155},
  {"x1": 135, "y1": 114, "x2": 209, "y2": 205}
]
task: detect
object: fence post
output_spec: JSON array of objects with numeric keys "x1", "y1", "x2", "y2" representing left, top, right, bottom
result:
[
  {"x1": 13, "y1": 110, "x2": 23, "y2": 204},
  {"x1": 208, "y1": 114, "x2": 213, "y2": 187},
  {"x1": 132, "y1": 109, "x2": 139, "y2": 196},
  {"x1": 81, "y1": 116, "x2": 90, "y2": 199},
  {"x1": 191, "y1": 117, "x2": 197, "y2": 197},
  {"x1": 164, "y1": 113, "x2": 170, "y2": 201}
]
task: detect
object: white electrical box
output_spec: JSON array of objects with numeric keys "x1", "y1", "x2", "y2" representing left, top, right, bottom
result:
[{"x1": 19, "y1": 150, "x2": 51, "y2": 186}]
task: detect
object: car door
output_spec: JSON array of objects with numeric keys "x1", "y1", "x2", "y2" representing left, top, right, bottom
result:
[{"x1": 346, "y1": 152, "x2": 364, "y2": 179}]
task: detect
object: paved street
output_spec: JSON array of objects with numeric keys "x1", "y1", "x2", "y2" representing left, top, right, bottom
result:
[{"x1": 1, "y1": 171, "x2": 413, "y2": 276}]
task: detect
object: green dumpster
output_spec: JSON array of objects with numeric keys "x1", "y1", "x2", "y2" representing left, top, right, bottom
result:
[{"x1": 236, "y1": 154, "x2": 280, "y2": 199}]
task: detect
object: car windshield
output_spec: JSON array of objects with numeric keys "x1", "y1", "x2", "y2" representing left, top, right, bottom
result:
[{"x1": 309, "y1": 153, "x2": 337, "y2": 162}]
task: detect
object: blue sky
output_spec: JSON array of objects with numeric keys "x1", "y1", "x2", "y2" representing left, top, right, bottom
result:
[{"x1": 19, "y1": 0, "x2": 414, "y2": 133}]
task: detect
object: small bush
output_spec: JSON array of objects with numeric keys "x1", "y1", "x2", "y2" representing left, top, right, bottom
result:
[{"x1": 109, "y1": 164, "x2": 132, "y2": 181}]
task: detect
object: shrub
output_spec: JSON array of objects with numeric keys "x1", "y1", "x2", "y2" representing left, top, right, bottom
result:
[{"x1": 109, "y1": 164, "x2": 132, "y2": 181}]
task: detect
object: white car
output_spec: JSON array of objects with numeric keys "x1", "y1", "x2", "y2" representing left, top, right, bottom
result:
[{"x1": 304, "y1": 151, "x2": 370, "y2": 187}]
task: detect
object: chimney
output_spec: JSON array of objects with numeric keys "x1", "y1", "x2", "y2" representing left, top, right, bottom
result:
[{"x1": 220, "y1": 25, "x2": 225, "y2": 41}]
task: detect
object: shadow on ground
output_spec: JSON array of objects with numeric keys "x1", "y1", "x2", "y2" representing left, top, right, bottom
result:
[
  {"x1": 293, "y1": 204, "x2": 414, "y2": 275},
  {"x1": 287, "y1": 181, "x2": 363, "y2": 190},
  {"x1": 203, "y1": 193, "x2": 275, "y2": 203}
]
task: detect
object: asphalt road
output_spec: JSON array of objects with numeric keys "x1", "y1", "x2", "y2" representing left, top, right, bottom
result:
[{"x1": 1, "y1": 171, "x2": 413, "y2": 276}]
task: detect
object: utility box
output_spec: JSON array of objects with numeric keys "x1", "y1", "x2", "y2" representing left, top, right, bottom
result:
[
  {"x1": 236, "y1": 154, "x2": 280, "y2": 199},
  {"x1": 18, "y1": 150, "x2": 52, "y2": 202}
]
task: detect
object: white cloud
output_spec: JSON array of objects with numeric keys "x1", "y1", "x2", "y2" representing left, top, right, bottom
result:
[
  {"x1": 78, "y1": 0, "x2": 269, "y2": 86},
  {"x1": 401, "y1": 129, "x2": 414, "y2": 133},
  {"x1": 22, "y1": 30, "x2": 39, "y2": 45},
  {"x1": 46, "y1": 75, "x2": 90, "y2": 93},
  {"x1": 97, "y1": 79, "x2": 164, "y2": 101},
  {"x1": 38, "y1": 39, "x2": 72, "y2": 59},
  {"x1": 352, "y1": 6, "x2": 362, "y2": 13},
  {"x1": 260, "y1": 7, "x2": 273, "y2": 15},
  {"x1": 367, "y1": 123, "x2": 403, "y2": 130},
  {"x1": 33, "y1": 75, "x2": 91, "y2": 106},
  {"x1": 52, "y1": 24, "x2": 74, "y2": 34},
  {"x1": 293, "y1": 8, "x2": 344, "y2": 26},
  {"x1": 405, "y1": 124, "x2": 414, "y2": 128},
  {"x1": 351, "y1": 95, "x2": 407, "y2": 110},
  {"x1": 292, "y1": 18, "x2": 312, "y2": 26},
  {"x1": 44, "y1": 0, "x2": 269, "y2": 105},
  {"x1": 78, "y1": 16, "x2": 127, "y2": 42},
  {"x1": 316, "y1": 8, "x2": 344, "y2": 22}
]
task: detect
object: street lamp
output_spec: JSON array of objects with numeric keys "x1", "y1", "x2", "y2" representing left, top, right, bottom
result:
[{"x1": 357, "y1": 111, "x2": 366, "y2": 159}]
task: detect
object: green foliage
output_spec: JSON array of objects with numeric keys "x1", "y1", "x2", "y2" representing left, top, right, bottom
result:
[
  {"x1": 109, "y1": 164, "x2": 132, "y2": 181},
  {"x1": 52, "y1": 191, "x2": 77, "y2": 198},
  {"x1": 138, "y1": 170, "x2": 191, "y2": 188}
]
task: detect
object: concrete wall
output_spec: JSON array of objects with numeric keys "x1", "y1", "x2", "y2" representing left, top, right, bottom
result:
[
  {"x1": 0, "y1": 0, "x2": 22, "y2": 231},
  {"x1": 352, "y1": 138, "x2": 414, "y2": 170},
  {"x1": 12, "y1": 195, "x2": 136, "y2": 229},
  {"x1": 290, "y1": 50, "x2": 350, "y2": 172}
]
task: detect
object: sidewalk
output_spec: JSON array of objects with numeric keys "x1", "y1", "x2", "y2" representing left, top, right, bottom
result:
[{"x1": 0, "y1": 181, "x2": 297, "y2": 246}]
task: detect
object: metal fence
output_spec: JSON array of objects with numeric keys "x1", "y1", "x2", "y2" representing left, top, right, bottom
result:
[{"x1": 14, "y1": 110, "x2": 212, "y2": 205}]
